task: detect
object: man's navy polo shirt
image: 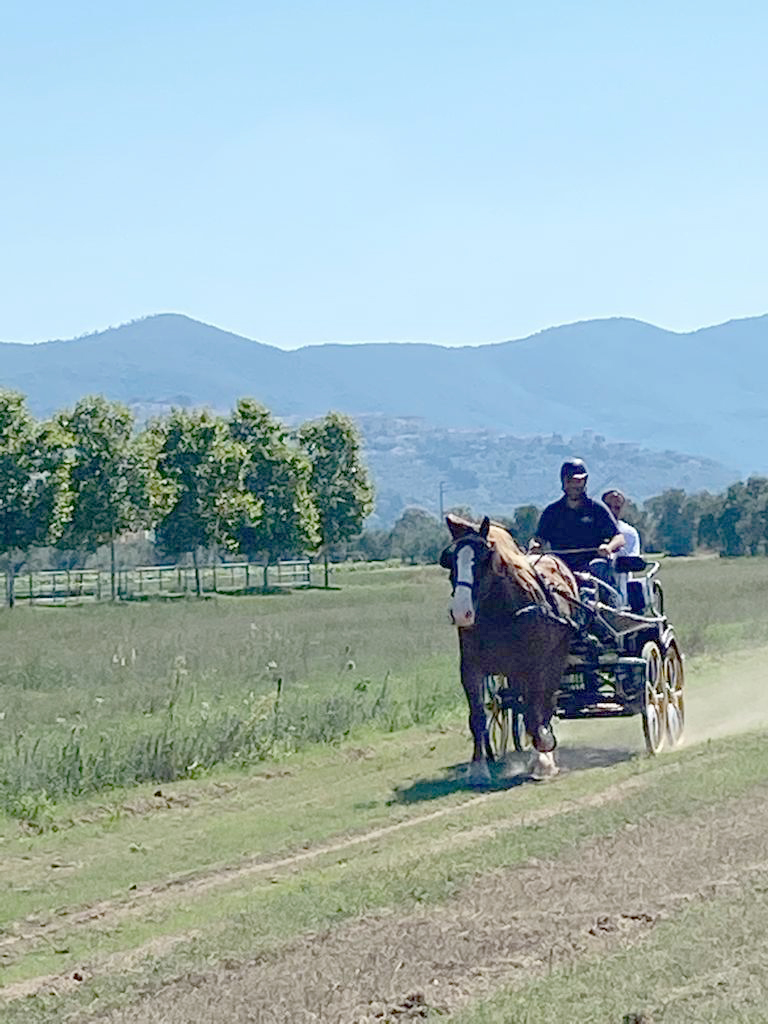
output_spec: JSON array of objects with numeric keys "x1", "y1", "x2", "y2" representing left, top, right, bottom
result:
[{"x1": 536, "y1": 496, "x2": 619, "y2": 571}]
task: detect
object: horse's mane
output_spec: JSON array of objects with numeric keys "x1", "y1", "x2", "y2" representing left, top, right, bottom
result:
[
  {"x1": 444, "y1": 513, "x2": 577, "y2": 612},
  {"x1": 485, "y1": 522, "x2": 550, "y2": 605}
]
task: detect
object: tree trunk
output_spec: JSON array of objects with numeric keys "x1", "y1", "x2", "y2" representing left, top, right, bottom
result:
[
  {"x1": 6, "y1": 550, "x2": 16, "y2": 609},
  {"x1": 262, "y1": 562, "x2": 269, "y2": 592},
  {"x1": 193, "y1": 548, "x2": 202, "y2": 597},
  {"x1": 110, "y1": 539, "x2": 117, "y2": 601},
  {"x1": 324, "y1": 551, "x2": 330, "y2": 589}
]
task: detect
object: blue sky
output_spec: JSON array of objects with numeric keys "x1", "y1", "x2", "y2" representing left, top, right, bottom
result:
[{"x1": 2, "y1": 1, "x2": 766, "y2": 347}]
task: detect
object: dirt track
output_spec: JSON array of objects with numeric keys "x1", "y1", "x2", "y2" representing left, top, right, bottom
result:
[
  {"x1": 94, "y1": 654, "x2": 768, "y2": 1023},
  {"x1": 91, "y1": 779, "x2": 768, "y2": 1024},
  {"x1": 5, "y1": 650, "x2": 768, "y2": 1022}
]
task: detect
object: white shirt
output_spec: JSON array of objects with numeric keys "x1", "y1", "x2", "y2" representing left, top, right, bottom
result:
[
  {"x1": 614, "y1": 519, "x2": 641, "y2": 605},
  {"x1": 617, "y1": 519, "x2": 640, "y2": 556}
]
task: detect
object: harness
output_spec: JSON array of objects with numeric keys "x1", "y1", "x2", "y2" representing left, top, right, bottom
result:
[{"x1": 512, "y1": 602, "x2": 576, "y2": 630}]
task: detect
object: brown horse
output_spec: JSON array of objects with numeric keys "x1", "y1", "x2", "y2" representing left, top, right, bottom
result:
[{"x1": 441, "y1": 514, "x2": 579, "y2": 783}]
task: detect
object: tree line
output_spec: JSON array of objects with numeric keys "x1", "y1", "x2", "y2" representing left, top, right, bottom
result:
[
  {"x1": 341, "y1": 481, "x2": 768, "y2": 564},
  {"x1": 0, "y1": 390, "x2": 373, "y2": 606},
  {"x1": 3, "y1": 382, "x2": 765, "y2": 605}
]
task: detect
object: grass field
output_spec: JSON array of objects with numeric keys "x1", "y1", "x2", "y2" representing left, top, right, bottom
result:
[
  {"x1": 1, "y1": 555, "x2": 768, "y2": 819},
  {"x1": 1, "y1": 555, "x2": 768, "y2": 1021}
]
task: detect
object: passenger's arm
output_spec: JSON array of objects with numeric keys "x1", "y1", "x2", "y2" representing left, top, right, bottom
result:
[{"x1": 597, "y1": 533, "x2": 626, "y2": 558}]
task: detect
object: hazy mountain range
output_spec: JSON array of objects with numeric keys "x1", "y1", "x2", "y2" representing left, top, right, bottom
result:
[{"x1": 0, "y1": 312, "x2": 760, "y2": 525}]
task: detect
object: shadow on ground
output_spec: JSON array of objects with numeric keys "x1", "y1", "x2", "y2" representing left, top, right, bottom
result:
[{"x1": 392, "y1": 745, "x2": 639, "y2": 805}]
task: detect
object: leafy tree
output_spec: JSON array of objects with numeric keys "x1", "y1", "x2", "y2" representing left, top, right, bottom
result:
[
  {"x1": 738, "y1": 477, "x2": 768, "y2": 555},
  {"x1": 153, "y1": 408, "x2": 259, "y2": 595},
  {"x1": 644, "y1": 489, "x2": 695, "y2": 556},
  {"x1": 683, "y1": 490, "x2": 721, "y2": 551},
  {"x1": 715, "y1": 482, "x2": 746, "y2": 557},
  {"x1": 298, "y1": 412, "x2": 374, "y2": 586},
  {"x1": 347, "y1": 528, "x2": 391, "y2": 562},
  {"x1": 229, "y1": 399, "x2": 320, "y2": 588},
  {"x1": 712, "y1": 477, "x2": 768, "y2": 556},
  {"x1": 0, "y1": 391, "x2": 71, "y2": 607},
  {"x1": 509, "y1": 505, "x2": 540, "y2": 547},
  {"x1": 57, "y1": 396, "x2": 152, "y2": 600},
  {"x1": 390, "y1": 507, "x2": 445, "y2": 564}
]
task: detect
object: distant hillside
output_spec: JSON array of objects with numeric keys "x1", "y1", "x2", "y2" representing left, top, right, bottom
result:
[
  {"x1": 0, "y1": 312, "x2": 757, "y2": 523},
  {"x1": 359, "y1": 417, "x2": 736, "y2": 528}
]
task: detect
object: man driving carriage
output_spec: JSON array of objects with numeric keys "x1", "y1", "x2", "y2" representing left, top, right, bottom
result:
[{"x1": 529, "y1": 458, "x2": 625, "y2": 605}]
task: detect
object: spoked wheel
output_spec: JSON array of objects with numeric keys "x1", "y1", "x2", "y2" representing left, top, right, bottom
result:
[
  {"x1": 663, "y1": 642, "x2": 685, "y2": 747},
  {"x1": 484, "y1": 675, "x2": 511, "y2": 760},
  {"x1": 641, "y1": 641, "x2": 666, "y2": 755},
  {"x1": 484, "y1": 675, "x2": 528, "y2": 758},
  {"x1": 510, "y1": 697, "x2": 529, "y2": 753}
]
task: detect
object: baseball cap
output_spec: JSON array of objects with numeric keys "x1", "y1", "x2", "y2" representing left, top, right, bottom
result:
[{"x1": 560, "y1": 458, "x2": 589, "y2": 481}]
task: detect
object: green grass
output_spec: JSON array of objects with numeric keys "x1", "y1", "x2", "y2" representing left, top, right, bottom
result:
[
  {"x1": 0, "y1": 567, "x2": 458, "y2": 815},
  {"x1": 2, "y1": 724, "x2": 768, "y2": 1022},
  {"x1": 450, "y1": 862, "x2": 768, "y2": 1024},
  {"x1": 2, "y1": 556, "x2": 768, "y2": 1022},
  {"x1": 2, "y1": 556, "x2": 768, "y2": 817},
  {"x1": 659, "y1": 555, "x2": 768, "y2": 655}
]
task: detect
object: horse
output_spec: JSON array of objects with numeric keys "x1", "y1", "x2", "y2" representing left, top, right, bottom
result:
[{"x1": 440, "y1": 514, "x2": 579, "y2": 783}]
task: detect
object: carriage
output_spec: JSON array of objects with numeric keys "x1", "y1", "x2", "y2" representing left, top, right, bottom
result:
[{"x1": 483, "y1": 554, "x2": 685, "y2": 760}]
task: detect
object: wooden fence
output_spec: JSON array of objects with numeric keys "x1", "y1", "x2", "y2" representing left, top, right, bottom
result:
[{"x1": 0, "y1": 560, "x2": 313, "y2": 606}]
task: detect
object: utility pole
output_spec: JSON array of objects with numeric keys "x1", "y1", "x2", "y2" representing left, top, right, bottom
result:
[{"x1": 439, "y1": 481, "x2": 447, "y2": 520}]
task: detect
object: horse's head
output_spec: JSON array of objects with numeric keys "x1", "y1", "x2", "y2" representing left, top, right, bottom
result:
[{"x1": 440, "y1": 516, "x2": 493, "y2": 627}]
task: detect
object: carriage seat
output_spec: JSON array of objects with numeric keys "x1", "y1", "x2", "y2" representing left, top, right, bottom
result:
[
  {"x1": 626, "y1": 579, "x2": 647, "y2": 614},
  {"x1": 615, "y1": 556, "x2": 655, "y2": 614}
]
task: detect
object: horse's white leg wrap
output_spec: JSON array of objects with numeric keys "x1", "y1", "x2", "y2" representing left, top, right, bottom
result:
[{"x1": 528, "y1": 750, "x2": 559, "y2": 781}]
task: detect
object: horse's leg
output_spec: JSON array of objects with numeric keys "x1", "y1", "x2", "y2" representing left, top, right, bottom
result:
[
  {"x1": 524, "y1": 624, "x2": 570, "y2": 780},
  {"x1": 460, "y1": 643, "x2": 491, "y2": 787},
  {"x1": 521, "y1": 664, "x2": 557, "y2": 754},
  {"x1": 526, "y1": 681, "x2": 559, "y2": 781},
  {"x1": 524, "y1": 681, "x2": 558, "y2": 782}
]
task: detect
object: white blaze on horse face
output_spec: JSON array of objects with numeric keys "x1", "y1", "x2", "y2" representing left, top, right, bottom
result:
[{"x1": 450, "y1": 545, "x2": 477, "y2": 627}]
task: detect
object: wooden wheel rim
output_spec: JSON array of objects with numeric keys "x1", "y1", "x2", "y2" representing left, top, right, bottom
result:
[
  {"x1": 663, "y1": 644, "x2": 685, "y2": 747},
  {"x1": 484, "y1": 675, "x2": 510, "y2": 759},
  {"x1": 642, "y1": 642, "x2": 666, "y2": 755}
]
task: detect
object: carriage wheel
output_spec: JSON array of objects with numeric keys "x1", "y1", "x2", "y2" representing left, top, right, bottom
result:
[
  {"x1": 510, "y1": 700, "x2": 529, "y2": 753},
  {"x1": 641, "y1": 641, "x2": 666, "y2": 755},
  {"x1": 484, "y1": 675, "x2": 528, "y2": 758},
  {"x1": 484, "y1": 675, "x2": 511, "y2": 759},
  {"x1": 663, "y1": 642, "x2": 685, "y2": 747}
]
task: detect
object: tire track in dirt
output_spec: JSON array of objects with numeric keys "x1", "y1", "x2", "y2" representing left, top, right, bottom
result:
[
  {"x1": 86, "y1": 783, "x2": 768, "y2": 1024},
  {"x1": 0, "y1": 770, "x2": 655, "y2": 1001}
]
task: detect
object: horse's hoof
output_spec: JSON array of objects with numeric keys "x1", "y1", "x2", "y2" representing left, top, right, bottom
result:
[
  {"x1": 536, "y1": 725, "x2": 556, "y2": 753},
  {"x1": 528, "y1": 751, "x2": 559, "y2": 781},
  {"x1": 467, "y1": 761, "x2": 492, "y2": 787}
]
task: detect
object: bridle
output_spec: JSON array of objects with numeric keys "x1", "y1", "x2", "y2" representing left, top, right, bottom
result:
[{"x1": 441, "y1": 533, "x2": 491, "y2": 597}]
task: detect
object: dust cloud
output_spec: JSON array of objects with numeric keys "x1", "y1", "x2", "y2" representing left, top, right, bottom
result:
[{"x1": 682, "y1": 647, "x2": 768, "y2": 745}]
